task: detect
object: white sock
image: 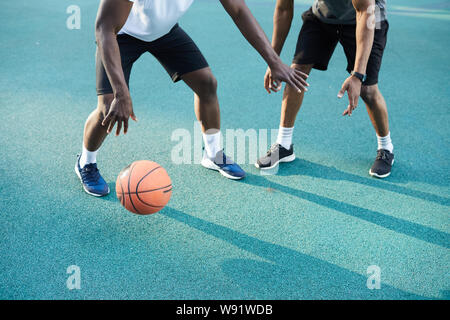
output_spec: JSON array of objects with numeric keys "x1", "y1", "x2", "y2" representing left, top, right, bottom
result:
[
  {"x1": 203, "y1": 131, "x2": 221, "y2": 159},
  {"x1": 276, "y1": 126, "x2": 294, "y2": 150},
  {"x1": 79, "y1": 145, "x2": 98, "y2": 168},
  {"x1": 377, "y1": 132, "x2": 393, "y2": 153}
]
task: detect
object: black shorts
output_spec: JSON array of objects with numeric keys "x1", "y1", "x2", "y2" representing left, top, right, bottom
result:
[
  {"x1": 293, "y1": 8, "x2": 389, "y2": 86},
  {"x1": 96, "y1": 24, "x2": 209, "y2": 95}
]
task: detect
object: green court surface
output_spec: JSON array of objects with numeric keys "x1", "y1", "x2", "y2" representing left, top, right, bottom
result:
[{"x1": 0, "y1": 0, "x2": 449, "y2": 300}]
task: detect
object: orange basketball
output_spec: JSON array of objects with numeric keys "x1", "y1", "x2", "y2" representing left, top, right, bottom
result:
[{"x1": 116, "y1": 160, "x2": 172, "y2": 215}]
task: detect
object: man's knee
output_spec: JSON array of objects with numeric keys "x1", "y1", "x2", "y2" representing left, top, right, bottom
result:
[
  {"x1": 196, "y1": 74, "x2": 218, "y2": 100},
  {"x1": 361, "y1": 85, "x2": 379, "y2": 106}
]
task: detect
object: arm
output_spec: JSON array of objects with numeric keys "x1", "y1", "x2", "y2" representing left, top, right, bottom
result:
[
  {"x1": 271, "y1": 0, "x2": 294, "y2": 56},
  {"x1": 265, "y1": 0, "x2": 295, "y2": 93},
  {"x1": 219, "y1": 0, "x2": 308, "y2": 93},
  {"x1": 95, "y1": 0, "x2": 136, "y2": 135},
  {"x1": 338, "y1": 0, "x2": 375, "y2": 116},
  {"x1": 353, "y1": 0, "x2": 375, "y2": 75}
]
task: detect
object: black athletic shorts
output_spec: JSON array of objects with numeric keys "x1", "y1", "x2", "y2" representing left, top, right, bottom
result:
[
  {"x1": 96, "y1": 24, "x2": 209, "y2": 95},
  {"x1": 293, "y1": 8, "x2": 389, "y2": 86}
]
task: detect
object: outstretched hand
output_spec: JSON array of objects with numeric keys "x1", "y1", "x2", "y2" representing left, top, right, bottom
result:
[
  {"x1": 265, "y1": 63, "x2": 309, "y2": 94},
  {"x1": 102, "y1": 95, "x2": 137, "y2": 136},
  {"x1": 338, "y1": 75, "x2": 362, "y2": 116}
]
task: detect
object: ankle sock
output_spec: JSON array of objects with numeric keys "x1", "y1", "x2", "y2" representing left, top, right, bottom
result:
[
  {"x1": 276, "y1": 126, "x2": 294, "y2": 150},
  {"x1": 203, "y1": 131, "x2": 221, "y2": 159},
  {"x1": 79, "y1": 145, "x2": 98, "y2": 168},
  {"x1": 377, "y1": 132, "x2": 393, "y2": 153}
]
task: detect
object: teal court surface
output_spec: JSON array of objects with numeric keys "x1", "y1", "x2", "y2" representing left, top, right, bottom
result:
[{"x1": 0, "y1": 0, "x2": 449, "y2": 299}]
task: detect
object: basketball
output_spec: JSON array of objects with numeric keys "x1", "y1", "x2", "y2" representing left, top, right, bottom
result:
[{"x1": 116, "y1": 160, "x2": 172, "y2": 215}]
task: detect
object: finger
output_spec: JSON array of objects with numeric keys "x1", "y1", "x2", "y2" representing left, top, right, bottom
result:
[
  {"x1": 272, "y1": 79, "x2": 281, "y2": 92},
  {"x1": 294, "y1": 68, "x2": 309, "y2": 80},
  {"x1": 264, "y1": 75, "x2": 271, "y2": 94},
  {"x1": 346, "y1": 105, "x2": 352, "y2": 116},
  {"x1": 286, "y1": 78, "x2": 301, "y2": 93},
  {"x1": 337, "y1": 86, "x2": 347, "y2": 98},
  {"x1": 124, "y1": 118, "x2": 129, "y2": 134},
  {"x1": 130, "y1": 110, "x2": 137, "y2": 122},
  {"x1": 290, "y1": 77, "x2": 304, "y2": 93},
  {"x1": 294, "y1": 73, "x2": 309, "y2": 88},
  {"x1": 271, "y1": 76, "x2": 281, "y2": 91},
  {"x1": 343, "y1": 108, "x2": 348, "y2": 116},
  {"x1": 102, "y1": 112, "x2": 112, "y2": 127},
  {"x1": 106, "y1": 116, "x2": 117, "y2": 134},
  {"x1": 352, "y1": 96, "x2": 358, "y2": 110},
  {"x1": 269, "y1": 79, "x2": 277, "y2": 92},
  {"x1": 115, "y1": 119, "x2": 122, "y2": 136},
  {"x1": 349, "y1": 95, "x2": 357, "y2": 113},
  {"x1": 292, "y1": 75, "x2": 308, "y2": 92}
]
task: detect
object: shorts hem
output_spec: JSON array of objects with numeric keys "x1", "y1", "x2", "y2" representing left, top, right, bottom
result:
[
  {"x1": 97, "y1": 89, "x2": 114, "y2": 96},
  {"x1": 292, "y1": 58, "x2": 328, "y2": 71},
  {"x1": 170, "y1": 63, "x2": 209, "y2": 83}
]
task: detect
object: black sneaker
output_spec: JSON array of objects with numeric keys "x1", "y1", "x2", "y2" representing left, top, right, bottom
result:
[
  {"x1": 369, "y1": 149, "x2": 394, "y2": 178},
  {"x1": 255, "y1": 143, "x2": 295, "y2": 170}
]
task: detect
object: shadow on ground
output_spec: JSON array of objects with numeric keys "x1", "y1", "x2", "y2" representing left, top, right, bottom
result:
[
  {"x1": 242, "y1": 171, "x2": 449, "y2": 249},
  {"x1": 163, "y1": 208, "x2": 429, "y2": 299},
  {"x1": 277, "y1": 159, "x2": 449, "y2": 207}
]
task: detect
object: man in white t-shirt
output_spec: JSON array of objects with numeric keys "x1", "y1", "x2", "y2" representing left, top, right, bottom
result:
[{"x1": 75, "y1": 0, "x2": 309, "y2": 197}]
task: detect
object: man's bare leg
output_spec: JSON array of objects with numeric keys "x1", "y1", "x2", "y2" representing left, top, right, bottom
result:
[
  {"x1": 83, "y1": 94, "x2": 114, "y2": 152},
  {"x1": 361, "y1": 84, "x2": 394, "y2": 178},
  {"x1": 279, "y1": 64, "x2": 314, "y2": 128},
  {"x1": 256, "y1": 64, "x2": 313, "y2": 170},
  {"x1": 182, "y1": 67, "x2": 245, "y2": 178},
  {"x1": 182, "y1": 67, "x2": 220, "y2": 133},
  {"x1": 76, "y1": 94, "x2": 113, "y2": 196}
]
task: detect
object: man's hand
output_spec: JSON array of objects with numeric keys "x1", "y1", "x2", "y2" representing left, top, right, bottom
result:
[
  {"x1": 102, "y1": 94, "x2": 137, "y2": 136},
  {"x1": 338, "y1": 75, "x2": 362, "y2": 116},
  {"x1": 219, "y1": 0, "x2": 308, "y2": 94},
  {"x1": 264, "y1": 64, "x2": 309, "y2": 94}
]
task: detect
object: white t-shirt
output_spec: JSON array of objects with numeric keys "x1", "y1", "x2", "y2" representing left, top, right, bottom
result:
[{"x1": 119, "y1": 0, "x2": 194, "y2": 42}]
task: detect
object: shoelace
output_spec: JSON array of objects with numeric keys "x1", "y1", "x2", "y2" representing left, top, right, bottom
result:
[
  {"x1": 375, "y1": 150, "x2": 390, "y2": 163},
  {"x1": 81, "y1": 163, "x2": 101, "y2": 184},
  {"x1": 266, "y1": 143, "x2": 280, "y2": 156}
]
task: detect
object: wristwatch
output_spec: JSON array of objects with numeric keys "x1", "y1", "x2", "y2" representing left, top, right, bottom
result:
[{"x1": 351, "y1": 71, "x2": 367, "y2": 83}]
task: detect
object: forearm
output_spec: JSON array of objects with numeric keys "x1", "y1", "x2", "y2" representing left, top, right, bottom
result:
[
  {"x1": 223, "y1": 2, "x2": 281, "y2": 68},
  {"x1": 353, "y1": 1, "x2": 375, "y2": 74},
  {"x1": 94, "y1": 0, "x2": 133, "y2": 98},
  {"x1": 96, "y1": 30, "x2": 129, "y2": 98},
  {"x1": 272, "y1": 3, "x2": 294, "y2": 55}
]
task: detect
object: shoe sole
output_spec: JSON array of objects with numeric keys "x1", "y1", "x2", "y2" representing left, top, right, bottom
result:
[
  {"x1": 369, "y1": 159, "x2": 394, "y2": 179},
  {"x1": 201, "y1": 159, "x2": 245, "y2": 180},
  {"x1": 74, "y1": 163, "x2": 110, "y2": 197},
  {"x1": 255, "y1": 153, "x2": 296, "y2": 170}
]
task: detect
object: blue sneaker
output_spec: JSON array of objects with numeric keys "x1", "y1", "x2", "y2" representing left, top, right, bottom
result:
[
  {"x1": 201, "y1": 150, "x2": 246, "y2": 180},
  {"x1": 75, "y1": 155, "x2": 110, "y2": 197}
]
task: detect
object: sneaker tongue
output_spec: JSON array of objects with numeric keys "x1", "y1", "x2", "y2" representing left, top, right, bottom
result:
[
  {"x1": 213, "y1": 150, "x2": 226, "y2": 165},
  {"x1": 214, "y1": 150, "x2": 233, "y2": 165}
]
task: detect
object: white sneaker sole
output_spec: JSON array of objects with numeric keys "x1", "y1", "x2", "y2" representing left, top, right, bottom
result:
[
  {"x1": 201, "y1": 158, "x2": 244, "y2": 180},
  {"x1": 369, "y1": 159, "x2": 394, "y2": 179},
  {"x1": 74, "y1": 163, "x2": 110, "y2": 197},
  {"x1": 255, "y1": 153, "x2": 296, "y2": 170}
]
